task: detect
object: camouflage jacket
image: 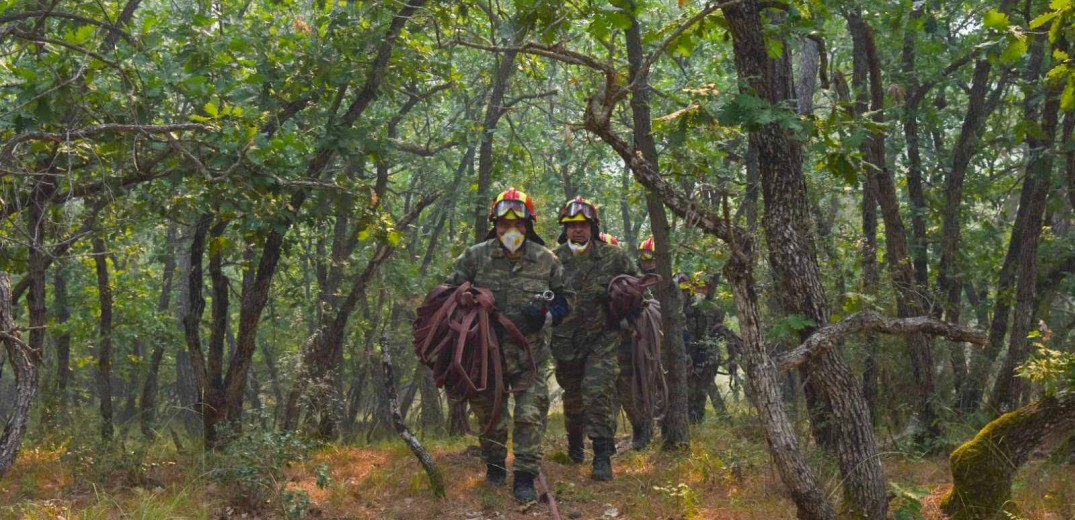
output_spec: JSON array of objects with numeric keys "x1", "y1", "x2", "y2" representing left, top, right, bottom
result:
[
  {"x1": 445, "y1": 238, "x2": 565, "y2": 341},
  {"x1": 684, "y1": 297, "x2": 726, "y2": 368},
  {"x1": 552, "y1": 240, "x2": 636, "y2": 346}
]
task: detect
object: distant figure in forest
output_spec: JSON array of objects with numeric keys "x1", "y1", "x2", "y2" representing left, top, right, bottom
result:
[
  {"x1": 444, "y1": 188, "x2": 569, "y2": 502},
  {"x1": 550, "y1": 196, "x2": 636, "y2": 481},
  {"x1": 682, "y1": 272, "x2": 735, "y2": 423},
  {"x1": 637, "y1": 236, "x2": 657, "y2": 275},
  {"x1": 613, "y1": 236, "x2": 663, "y2": 450}
]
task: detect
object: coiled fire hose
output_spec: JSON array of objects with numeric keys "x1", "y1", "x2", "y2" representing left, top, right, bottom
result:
[
  {"x1": 607, "y1": 274, "x2": 668, "y2": 422},
  {"x1": 413, "y1": 283, "x2": 536, "y2": 435}
]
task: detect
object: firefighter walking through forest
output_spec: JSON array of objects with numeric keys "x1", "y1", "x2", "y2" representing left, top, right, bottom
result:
[
  {"x1": 550, "y1": 196, "x2": 637, "y2": 481},
  {"x1": 443, "y1": 188, "x2": 569, "y2": 502}
]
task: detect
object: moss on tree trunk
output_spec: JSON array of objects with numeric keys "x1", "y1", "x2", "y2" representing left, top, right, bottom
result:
[{"x1": 941, "y1": 391, "x2": 1075, "y2": 519}]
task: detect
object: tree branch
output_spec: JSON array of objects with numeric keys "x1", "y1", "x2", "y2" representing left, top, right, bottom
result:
[
  {"x1": 454, "y1": 39, "x2": 616, "y2": 74},
  {"x1": 1, "y1": 123, "x2": 211, "y2": 163},
  {"x1": 0, "y1": 11, "x2": 134, "y2": 44},
  {"x1": 775, "y1": 311, "x2": 988, "y2": 371}
]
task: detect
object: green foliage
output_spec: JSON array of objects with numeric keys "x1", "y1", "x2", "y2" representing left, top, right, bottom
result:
[
  {"x1": 207, "y1": 429, "x2": 314, "y2": 517},
  {"x1": 890, "y1": 482, "x2": 930, "y2": 520},
  {"x1": 1017, "y1": 326, "x2": 1075, "y2": 395}
]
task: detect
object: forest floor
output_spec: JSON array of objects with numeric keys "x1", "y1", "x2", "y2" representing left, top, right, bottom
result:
[{"x1": 1, "y1": 408, "x2": 1074, "y2": 519}]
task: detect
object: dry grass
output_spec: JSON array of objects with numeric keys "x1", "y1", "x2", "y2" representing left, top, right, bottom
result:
[{"x1": 1, "y1": 413, "x2": 1074, "y2": 519}]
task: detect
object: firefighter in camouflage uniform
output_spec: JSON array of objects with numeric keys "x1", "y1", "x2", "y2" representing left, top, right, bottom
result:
[
  {"x1": 550, "y1": 196, "x2": 635, "y2": 481},
  {"x1": 614, "y1": 237, "x2": 659, "y2": 450},
  {"x1": 445, "y1": 188, "x2": 569, "y2": 502},
  {"x1": 681, "y1": 272, "x2": 729, "y2": 423}
]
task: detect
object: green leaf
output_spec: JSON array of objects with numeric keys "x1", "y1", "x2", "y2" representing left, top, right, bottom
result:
[
  {"x1": 999, "y1": 37, "x2": 1028, "y2": 64},
  {"x1": 1055, "y1": 49, "x2": 1071, "y2": 61},
  {"x1": 1062, "y1": 80, "x2": 1075, "y2": 111},
  {"x1": 204, "y1": 101, "x2": 219, "y2": 117},
  {"x1": 1051, "y1": 0, "x2": 1072, "y2": 10},
  {"x1": 66, "y1": 24, "x2": 96, "y2": 45},
  {"x1": 1030, "y1": 11, "x2": 1058, "y2": 29},
  {"x1": 983, "y1": 9, "x2": 1010, "y2": 31}
]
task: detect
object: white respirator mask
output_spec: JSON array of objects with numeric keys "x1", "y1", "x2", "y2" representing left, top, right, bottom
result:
[
  {"x1": 499, "y1": 229, "x2": 525, "y2": 253},
  {"x1": 568, "y1": 240, "x2": 589, "y2": 255}
]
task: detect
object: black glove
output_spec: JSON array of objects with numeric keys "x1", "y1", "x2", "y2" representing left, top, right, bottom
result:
[{"x1": 519, "y1": 303, "x2": 547, "y2": 333}]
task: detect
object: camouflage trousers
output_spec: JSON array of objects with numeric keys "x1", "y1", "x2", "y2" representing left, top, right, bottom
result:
[
  {"x1": 470, "y1": 339, "x2": 550, "y2": 476},
  {"x1": 615, "y1": 334, "x2": 651, "y2": 432},
  {"x1": 686, "y1": 350, "x2": 722, "y2": 424},
  {"x1": 553, "y1": 329, "x2": 620, "y2": 440}
]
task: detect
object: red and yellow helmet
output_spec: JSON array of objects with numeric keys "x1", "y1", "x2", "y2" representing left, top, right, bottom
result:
[
  {"x1": 489, "y1": 188, "x2": 537, "y2": 222},
  {"x1": 639, "y1": 236, "x2": 656, "y2": 261},
  {"x1": 674, "y1": 272, "x2": 692, "y2": 290},
  {"x1": 558, "y1": 196, "x2": 600, "y2": 224},
  {"x1": 599, "y1": 232, "x2": 618, "y2": 245}
]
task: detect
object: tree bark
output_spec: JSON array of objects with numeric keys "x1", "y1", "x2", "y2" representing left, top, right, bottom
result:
[
  {"x1": 624, "y1": 8, "x2": 690, "y2": 450},
  {"x1": 473, "y1": 23, "x2": 527, "y2": 242},
  {"x1": 0, "y1": 273, "x2": 39, "y2": 479},
  {"x1": 941, "y1": 391, "x2": 1075, "y2": 519},
  {"x1": 901, "y1": 1, "x2": 930, "y2": 288},
  {"x1": 93, "y1": 237, "x2": 114, "y2": 440},
  {"x1": 988, "y1": 36, "x2": 1063, "y2": 414},
  {"x1": 723, "y1": 3, "x2": 885, "y2": 516},
  {"x1": 140, "y1": 224, "x2": 177, "y2": 438},
  {"x1": 53, "y1": 262, "x2": 71, "y2": 412},
  {"x1": 848, "y1": 11, "x2": 941, "y2": 444}
]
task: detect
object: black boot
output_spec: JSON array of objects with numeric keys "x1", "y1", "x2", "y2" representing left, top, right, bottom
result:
[
  {"x1": 512, "y1": 470, "x2": 537, "y2": 502},
  {"x1": 631, "y1": 422, "x2": 652, "y2": 451},
  {"x1": 567, "y1": 431, "x2": 585, "y2": 463},
  {"x1": 591, "y1": 438, "x2": 614, "y2": 481},
  {"x1": 485, "y1": 463, "x2": 506, "y2": 487}
]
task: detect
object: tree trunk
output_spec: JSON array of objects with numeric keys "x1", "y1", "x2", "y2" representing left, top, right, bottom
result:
[
  {"x1": 473, "y1": 24, "x2": 527, "y2": 242},
  {"x1": 901, "y1": 1, "x2": 930, "y2": 288},
  {"x1": 0, "y1": 273, "x2": 39, "y2": 479},
  {"x1": 93, "y1": 237, "x2": 115, "y2": 440},
  {"x1": 724, "y1": 256, "x2": 836, "y2": 520},
  {"x1": 53, "y1": 264, "x2": 71, "y2": 412},
  {"x1": 723, "y1": 3, "x2": 886, "y2": 516},
  {"x1": 941, "y1": 391, "x2": 1075, "y2": 519},
  {"x1": 624, "y1": 9, "x2": 690, "y2": 450},
  {"x1": 936, "y1": 0, "x2": 1018, "y2": 331},
  {"x1": 417, "y1": 365, "x2": 443, "y2": 434},
  {"x1": 848, "y1": 11, "x2": 941, "y2": 444},
  {"x1": 988, "y1": 36, "x2": 1063, "y2": 413},
  {"x1": 140, "y1": 224, "x2": 177, "y2": 438}
]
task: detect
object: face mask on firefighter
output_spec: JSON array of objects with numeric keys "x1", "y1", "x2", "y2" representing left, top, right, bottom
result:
[
  {"x1": 568, "y1": 240, "x2": 589, "y2": 255},
  {"x1": 499, "y1": 229, "x2": 525, "y2": 253}
]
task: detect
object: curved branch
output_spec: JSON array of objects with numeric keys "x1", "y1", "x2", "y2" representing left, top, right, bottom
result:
[
  {"x1": 776, "y1": 311, "x2": 988, "y2": 371},
  {"x1": 1, "y1": 123, "x2": 211, "y2": 163},
  {"x1": 0, "y1": 11, "x2": 134, "y2": 44}
]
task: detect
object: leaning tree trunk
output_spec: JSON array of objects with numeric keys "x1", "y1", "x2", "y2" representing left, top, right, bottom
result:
[
  {"x1": 941, "y1": 391, "x2": 1075, "y2": 519},
  {"x1": 722, "y1": 3, "x2": 886, "y2": 517},
  {"x1": 93, "y1": 237, "x2": 115, "y2": 440},
  {"x1": 0, "y1": 273, "x2": 39, "y2": 479}
]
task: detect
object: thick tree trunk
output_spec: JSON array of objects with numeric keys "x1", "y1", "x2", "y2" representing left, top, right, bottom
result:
[
  {"x1": 0, "y1": 273, "x2": 39, "y2": 479},
  {"x1": 941, "y1": 391, "x2": 1075, "y2": 519},
  {"x1": 93, "y1": 237, "x2": 115, "y2": 440},
  {"x1": 723, "y1": 3, "x2": 886, "y2": 517},
  {"x1": 624, "y1": 9, "x2": 690, "y2": 449},
  {"x1": 53, "y1": 264, "x2": 71, "y2": 411}
]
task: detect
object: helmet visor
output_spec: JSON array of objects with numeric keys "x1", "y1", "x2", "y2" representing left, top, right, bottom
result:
[
  {"x1": 493, "y1": 199, "x2": 530, "y2": 220},
  {"x1": 562, "y1": 201, "x2": 597, "y2": 221},
  {"x1": 639, "y1": 251, "x2": 655, "y2": 261}
]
